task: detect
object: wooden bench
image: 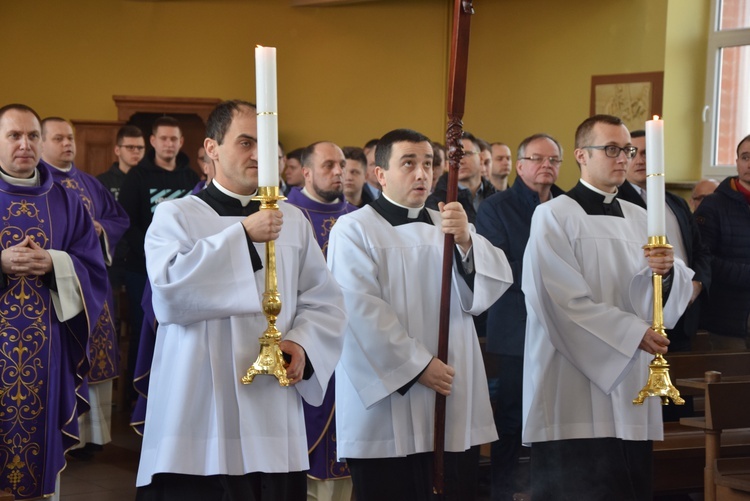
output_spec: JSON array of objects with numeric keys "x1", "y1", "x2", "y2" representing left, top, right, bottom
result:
[
  {"x1": 0, "y1": 490, "x2": 14, "y2": 500},
  {"x1": 652, "y1": 351, "x2": 750, "y2": 495},
  {"x1": 678, "y1": 374, "x2": 750, "y2": 500}
]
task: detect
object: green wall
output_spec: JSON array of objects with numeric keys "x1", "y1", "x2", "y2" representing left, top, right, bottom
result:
[{"x1": 0, "y1": 0, "x2": 709, "y2": 189}]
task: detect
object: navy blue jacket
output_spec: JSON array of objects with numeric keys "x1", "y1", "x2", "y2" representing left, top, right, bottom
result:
[
  {"x1": 695, "y1": 177, "x2": 750, "y2": 338},
  {"x1": 475, "y1": 179, "x2": 565, "y2": 356},
  {"x1": 617, "y1": 182, "x2": 711, "y2": 350}
]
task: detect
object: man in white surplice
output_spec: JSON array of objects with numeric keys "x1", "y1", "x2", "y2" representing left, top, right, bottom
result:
[
  {"x1": 135, "y1": 100, "x2": 347, "y2": 501},
  {"x1": 521, "y1": 115, "x2": 694, "y2": 500},
  {"x1": 329, "y1": 128, "x2": 513, "y2": 501}
]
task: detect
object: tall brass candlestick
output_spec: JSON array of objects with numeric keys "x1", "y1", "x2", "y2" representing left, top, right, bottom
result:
[
  {"x1": 241, "y1": 185, "x2": 289, "y2": 387},
  {"x1": 633, "y1": 236, "x2": 684, "y2": 406}
]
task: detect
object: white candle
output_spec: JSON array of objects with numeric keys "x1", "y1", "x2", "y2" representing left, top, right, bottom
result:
[
  {"x1": 255, "y1": 46, "x2": 279, "y2": 188},
  {"x1": 645, "y1": 116, "x2": 666, "y2": 237}
]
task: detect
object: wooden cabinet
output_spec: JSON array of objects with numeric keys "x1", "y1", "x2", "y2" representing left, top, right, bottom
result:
[
  {"x1": 70, "y1": 120, "x2": 123, "y2": 177},
  {"x1": 71, "y1": 96, "x2": 222, "y2": 178}
]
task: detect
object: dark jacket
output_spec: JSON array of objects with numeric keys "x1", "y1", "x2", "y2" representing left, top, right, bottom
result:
[
  {"x1": 617, "y1": 182, "x2": 712, "y2": 350},
  {"x1": 426, "y1": 173, "x2": 496, "y2": 224},
  {"x1": 476, "y1": 179, "x2": 565, "y2": 356},
  {"x1": 97, "y1": 162, "x2": 128, "y2": 202},
  {"x1": 694, "y1": 177, "x2": 750, "y2": 338},
  {"x1": 118, "y1": 150, "x2": 199, "y2": 273},
  {"x1": 356, "y1": 184, "x2": 376, "y2": 208}
]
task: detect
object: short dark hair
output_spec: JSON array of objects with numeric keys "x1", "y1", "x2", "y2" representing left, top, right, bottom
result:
[
  {"x1": 477, "y1": 138, "x2": 491, "y2": 153},
  {"x1": 738, "y1": 134, "x2": 750, "y2": 157},
  {"x1": 0, "y1": 103, "x2": 41, "y2": 124},
  {"x1": 375, "y1": 129, "x2": 431, "y2": 170},
  {"x1": 363, "y1": 138, "x2": 379, "y2": 151},
  {"x1": 301, "y1": 141, "x2": 331, "y2": 168},
  {"x1": 152, "y1": 116, "x2": 182, "y2": 136},
  {"x1": 206, "y1": 100, "x2": 256, "y2": 145},
  {"x1": 40, "y1": 116, "x2": 69, "y2": 139},
  {"x1": 630, "y1": 129, "x2": 646, "y2": 139},
  {"x1": 286, "y1": 147, "x2": 304, "y2": 163},
  {"x1": 461, "y1": 131, "x2": 480, "y2": 153},
  {"x1": 517, "y1": 133, "x2": 563, "y2": 159},
  {"x1": 342, "y1": 146, "x2": 367, "y2": 168},
  {"x1": 432, "y1": 143, "x2": 443, "y2": 168},
  {"x1": 575, "y1": 114, "x2": 625, "y2": 149},
  {"x1": 117, "y1": 125, "x2": 145, "y2": 144}
]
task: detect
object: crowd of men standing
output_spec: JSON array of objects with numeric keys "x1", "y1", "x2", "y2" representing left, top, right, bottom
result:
[{"x1": 1, "y1": 99, "x2": 749, "y2": 501}]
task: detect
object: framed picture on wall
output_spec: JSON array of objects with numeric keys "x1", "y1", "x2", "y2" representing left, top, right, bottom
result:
[{"x1": 590, "y1": 72, "x2": 664, "y2": 132}]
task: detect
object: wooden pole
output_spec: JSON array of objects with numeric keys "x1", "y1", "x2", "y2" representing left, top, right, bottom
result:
[{"x1": 433, "y1": 0, "x2": 474, "y2": 496}]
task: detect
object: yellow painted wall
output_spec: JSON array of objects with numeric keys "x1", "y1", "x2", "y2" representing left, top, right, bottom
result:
[
  {"x1": 0, "y1": 0, "x2": 709, "y2": 189},
  {"x1": 0, "y1": 0, "x2": 450, "y2": 150},
  {"x1": 663, "y1": 0, "x2": 711, "y2": 183},
  {"x1": 465, "y1": 0, "x2": 668, "y2": 189}
]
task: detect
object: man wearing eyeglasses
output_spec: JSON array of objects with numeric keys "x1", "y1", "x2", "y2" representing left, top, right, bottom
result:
[
  {"x1": 427, "y1": 131, "x2": 496, "y2": 224},
  {"x1": 617, "y1": 130, "x2": 711, "y2": 353},
  {"x1": 98, "y1": 125, "x2": 147, "y2": 202},
  {"x1": 521, "y1": 115, "x2": 694, "y2": 500},
  {"x1": 475, "y1": 133, "x2": 565, "y2": 501}
]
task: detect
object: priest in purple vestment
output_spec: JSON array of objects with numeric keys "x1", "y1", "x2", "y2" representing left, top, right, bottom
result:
[
  {"x1": 41, "y1": 117, "x2": 129, "y2": 452},
  {"x1": 0, "y1": 104, "x2": 108, "y2": 500},
  {"x1": 286, "y1": 141, "x2": 357, "y2": 501}
]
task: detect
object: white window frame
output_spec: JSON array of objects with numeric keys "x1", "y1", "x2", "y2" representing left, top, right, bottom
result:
[{"x1": 702, "y1": 0, "x2": 750, "y2": 178}]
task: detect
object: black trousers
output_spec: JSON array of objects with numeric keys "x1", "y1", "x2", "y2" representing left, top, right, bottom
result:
[
  {"x1": 530, "y1": 438, "x2": 653, "y2": 501},
  {"x1": 135, "y1": 471, "x2": 307, "y2": 501},
  {"x1": 347, "y1": 447, "x2": 479, "y2": 501},
  {"x1": 490, "y1": 355, "x2": 527, "y2": 501}
]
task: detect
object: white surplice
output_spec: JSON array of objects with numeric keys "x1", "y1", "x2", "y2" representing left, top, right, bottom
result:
[
  {"x1": 329, "y1": 206, "x2": 513, "y2": 459},
  {"x1": 521, "y1": 196, "x2": 694, "y2": 444},
  {"x1": 136, "y1": 196, "x2": 347, "y2": 486}
]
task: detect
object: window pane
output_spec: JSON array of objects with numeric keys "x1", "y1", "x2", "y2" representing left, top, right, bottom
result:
[
  {"x1": 720, "y1": 0, "x2": 750, "y2": 31},
  {"x1": 714, "y1": 45, "x2": 750, "y2": 166}
]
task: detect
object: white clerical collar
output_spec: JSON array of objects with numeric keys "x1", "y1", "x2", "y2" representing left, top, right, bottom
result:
[
  {"x1": 1, "y1": 168, "x2": 39, "y2": 187},
  {"x1": 301, "y1": 187, "x2": 340, "y2": 204},
  {"x1": 580, "y1": 178, "x2": 618, "y2": 203},
  {"x1": 382, "y1": 193, "x2": 424, "y2": 218},
  {"x1": 49, "y1": 163, "x2": 73, "y2": 173},
  {"x1": 212, "y1": 179, "x2": 256, "y2": 207}
]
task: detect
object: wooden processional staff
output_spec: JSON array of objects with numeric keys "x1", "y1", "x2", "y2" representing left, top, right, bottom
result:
[{"x1": 433, "y1": 0, "x2": 474, "y2": 496}]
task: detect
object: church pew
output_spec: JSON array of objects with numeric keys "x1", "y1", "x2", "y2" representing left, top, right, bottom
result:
[
  {"x1": 0, "y1": 490, "x2": 13, "y2": 500},
  {"x1": 652, "y1": 351, "x2": 750, "y2": 496},
  {"x1": 678, "y1": 376, "x2": 750, "y2": 501}
]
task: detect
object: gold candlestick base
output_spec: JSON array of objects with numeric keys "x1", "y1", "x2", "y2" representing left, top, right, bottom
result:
[
  {"x1": 633, "y1": 236, "x2": 684, "y2": 406},
  {"x1": 241, "y1": 320, "x2": 290, "y2": 386},
  {"x1": 241, "y1": 185, "x2": 289, "y2": 387},
  {"x1": 633, "y1": 354, "x2": 684, "y2": 405}
]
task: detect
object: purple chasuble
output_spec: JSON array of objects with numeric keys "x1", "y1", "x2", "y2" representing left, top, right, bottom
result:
[
  {"x1": 44, "y1": 161, "x2": 129, "y2": 382},
  {"x1": 286, "y1": 187, "x2": 356, "y2": 480},
  {"x1": 0, "y1": 163, "x2": 107, "y2": 499},
  {"x1": 130, "y1": 282, "x2": 157, "y2": 435}
]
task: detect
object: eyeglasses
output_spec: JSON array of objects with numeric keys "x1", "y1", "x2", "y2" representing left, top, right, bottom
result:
[
  {"x1": 518, "y1": 155, "x2": 563, "y2": 167},
  {"x1": 119, "y1": 145, "x2": 146, "y2": 152},
  {"x1": 582, "y1": 145, "x2": 637, "y2": 159}
]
